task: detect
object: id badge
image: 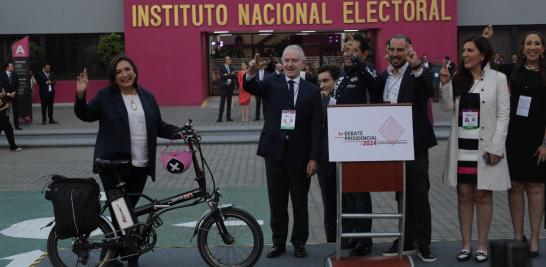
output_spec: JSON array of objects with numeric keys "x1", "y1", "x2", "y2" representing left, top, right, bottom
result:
[
  {"x1": 516, "y1": 95, "x2": 531, "y2": 117},
  {"x1": 280, "y1": 110, "x2": 296, "y2": 130},
  {"x1": 462, "y1": 109, "x2": 479, "y2": 129}
]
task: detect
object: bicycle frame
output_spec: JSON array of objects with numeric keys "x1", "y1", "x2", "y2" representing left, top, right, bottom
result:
[{"x1": 100, "y1": 119, "x2": 228, "y2": 237}]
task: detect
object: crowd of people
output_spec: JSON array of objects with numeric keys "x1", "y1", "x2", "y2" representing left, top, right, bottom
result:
[{"x1": 233, "y1": 25, "x2": 545, "y2": 264}]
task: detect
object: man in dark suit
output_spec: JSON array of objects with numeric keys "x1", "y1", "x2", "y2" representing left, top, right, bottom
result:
[
  {"x1": 217, "y1": 56, "x2": 235, "y2": 122},
  {"x1": 36, "y1": 63, "x2": 57, "y2": 124},
  {"x1": 244, "y1": 45, "x2": 322, "y2": 258},
  {"x1": 373, "y1": 35, "x2": 438, "y2": 262},
  {"x1": 316, "y1": 64, "x2": 341, "y2": 244},
  {"x1": 1, "y1": 62, "x2": 21, "y2": 130}
]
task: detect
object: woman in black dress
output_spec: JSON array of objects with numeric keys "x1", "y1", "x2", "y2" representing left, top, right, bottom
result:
[{"x1": 506, "y1": 31, "x2": 546, "y2": 257}]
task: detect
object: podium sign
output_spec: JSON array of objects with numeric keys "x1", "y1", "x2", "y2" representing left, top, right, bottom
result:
[{"x1": 328, "y1": 104, "x2": 414, "y2": 162}]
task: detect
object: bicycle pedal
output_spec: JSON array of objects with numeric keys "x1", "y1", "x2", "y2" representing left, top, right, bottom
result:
[{"x1": 153, "y1": 217, "x2": 163, "y2": 228}]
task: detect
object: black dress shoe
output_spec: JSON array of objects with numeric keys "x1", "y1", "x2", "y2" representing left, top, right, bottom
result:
[
  {"x1": 266, "y1": 246, "x2": 286, "y2": 258},
  {"x1": 15, "y1": 127, "x2": 22, "y2": 130},
  {"x1": 49, "y1": 120, "x2": 58, "y2": 124},
  {"x1": 294, "y1": 245, "x2": 307, "y2": 258},
  {"x1": 226, "y1": 118, "x2": 233, "y2": 122},
  {"x1": 254, "y1": 118, "x2": 260, "y2": 121},
  {"x1": 350, "y1": 243, "x2": 372, "y2": 256},
  {"x1": 530, "y1": 250, "x2": 539, "y2": 258},
  {"x1": 216, "y1": 118, "x2": 222, "y2": 122},
  {"x1": 41, "y1": 121, "x2": 47, "y2": 125}
]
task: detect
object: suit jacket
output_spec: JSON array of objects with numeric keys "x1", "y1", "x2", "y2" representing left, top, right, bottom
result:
[
  {"x1": 1, "y1": 71, "x2": 20, "y2": 94},
  {"x1": 74, "y1": 86, "x2": 180, "y2": 181},
  {"x1": 218, "y1": 64, "x2": 236, "y2": 89},
  {"x1": 36, "y1": 70, "x2": 56, "y2": 95},
  {"x1": 374, "y1": 66, "x2": 437, "y2": 152},
  {"x1": 244, "y1": 74, "x2": 322, "y2": 169}
]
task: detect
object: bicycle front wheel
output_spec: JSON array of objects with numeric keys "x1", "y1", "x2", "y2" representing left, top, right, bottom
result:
[
  {"x1": 47, "y1": 216, "x2": 117, "y2": 267},
  {"x1": 197, "y1": 206, "x2": 264, "y2": 267}
]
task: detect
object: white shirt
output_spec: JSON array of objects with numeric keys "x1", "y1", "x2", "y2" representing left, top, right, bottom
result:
[
  {"x1": 259, "y1": 69, "x2": 265, "y2": 81},
  {"x1": 383, "y1": 62, "x2": 423, "y2": 103},
  {"x1": 121, "y1": 93, "x2": 149, "y2": 167},
  {"x1": 43, "y1": 70, "x2": 53, "y2": 92}
]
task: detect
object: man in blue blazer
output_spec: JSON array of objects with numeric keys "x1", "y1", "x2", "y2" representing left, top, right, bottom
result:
[
  {"x1": 244, "y1": 45, "x2": 322, "y2": 258},
  {"x1": 36, "y1": 63, "x2": 57, "y2": 124},
  {"x1": 372, "y1": 35, "x2": 438, "y2": 263}
]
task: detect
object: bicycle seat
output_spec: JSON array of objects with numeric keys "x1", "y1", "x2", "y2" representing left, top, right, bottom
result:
[{"x1": 94, "y1": 158, "x2": 131, "y2": 169}]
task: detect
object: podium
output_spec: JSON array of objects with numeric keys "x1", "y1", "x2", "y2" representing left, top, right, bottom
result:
[{"x1": 326, "y1": 104, "x2": 415, "y2": 267}]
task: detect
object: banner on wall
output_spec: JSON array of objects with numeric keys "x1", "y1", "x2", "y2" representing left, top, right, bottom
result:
[{"x1": 11, "y1": 36, "x2": 32, "y2": 123}]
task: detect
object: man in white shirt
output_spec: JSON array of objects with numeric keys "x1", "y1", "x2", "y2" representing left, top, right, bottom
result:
[{"x1": 376, "y1": 34, "x2": 438, "y2": 263}]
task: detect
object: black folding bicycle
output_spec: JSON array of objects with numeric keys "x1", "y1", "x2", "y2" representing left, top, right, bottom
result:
[{"x1": 46, "y1": 119, "x2": 264, "y2": 267}]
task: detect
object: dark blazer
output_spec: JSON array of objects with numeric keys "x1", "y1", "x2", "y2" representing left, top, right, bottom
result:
[
  {"x1": 74, "y1": 86, "x2": 180, "y2": 181},
  {"x1": 374, "y1": 67, "x2": 437, "y2": 152},
  {"x1": 244, "y1": 74, "x2": 322, "y2": 169},
  {"x1": 36, "y1": 70, "x2": 56, "y2": 95},
  {"x1": 318, "y1": 95, "x2": 336, "y2": 174},
  {"x1": 218, "y1": 64, "x2": 236, "y2": 89},
  {"x1": 1, "y1": 71, "x2": 19, "y2": 93}
]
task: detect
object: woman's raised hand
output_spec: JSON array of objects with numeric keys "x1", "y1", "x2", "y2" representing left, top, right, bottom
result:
[
  {"x1": 439, "y1": 59, "x2": 451, "y2": 85},
  {"x1": 76, "y1": 68, "x2": 88, "y2": 99}
]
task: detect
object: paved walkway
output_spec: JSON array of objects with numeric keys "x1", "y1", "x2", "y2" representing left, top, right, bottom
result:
[{"x1": 0, "y1": 98, "x2": 544, "y2": 266}]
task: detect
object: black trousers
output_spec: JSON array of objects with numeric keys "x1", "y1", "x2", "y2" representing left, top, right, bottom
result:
[
  {"x1": 218, "y1": 85, "x2": 233, "y2": 120},
  {"x1": 343, "y1": 192, "x2": 372, "y2": 246},
  {"x1": 100, "y1": 165, "x2": 148, "y2": 260},
  {"x1": 255, "y1": 96, "x2": 262, "y2": 120},
  {"x1": 396, "y1": 150, "x2": 431, "y2": 247},
  {"x1": 0, "y1": 113, "x2": 16, "y2": 148},
  {"x1": 99, "y1": 166, "x2": 148, "y2": 227},
  {"x1": 265, "y1": 158, "x2": 311, "y2": 247},
  {"x1": 317, "y1": 162, "x2": 337, "y2": 242},
  {"x1": 10, "y1": 95, "x2": 19, "y2": 128},
  {"x1": 40, "y1": 91, "x2": 55, "y2": 122}
]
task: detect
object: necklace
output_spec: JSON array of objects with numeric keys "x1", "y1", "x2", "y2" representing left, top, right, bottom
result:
[{"x1": 123, "y1": 89, "x2": 138, "y2": 111}]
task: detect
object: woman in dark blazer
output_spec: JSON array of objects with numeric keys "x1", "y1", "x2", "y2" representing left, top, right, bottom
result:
[{"x1": 75, "y1": 55, "x2": 180, "y2": 266}]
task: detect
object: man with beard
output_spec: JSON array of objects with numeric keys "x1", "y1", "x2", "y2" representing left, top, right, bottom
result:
[
  {"x1": 374, "y1": 34, "x2": 437, "y2": 263},
  {"x1": 332, "y1": 33, "x2": 379, "y2": 256}
]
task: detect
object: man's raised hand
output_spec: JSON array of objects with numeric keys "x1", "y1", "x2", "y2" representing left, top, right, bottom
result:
[
  {"x1": 248, "y1": 53, "x2": 266, "y2": 76},
  {"x1": 482, "y1": 24, "x2": 494, "y2": 39}
]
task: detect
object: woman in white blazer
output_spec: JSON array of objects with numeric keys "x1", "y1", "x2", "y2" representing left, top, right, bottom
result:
[{"x1": 438, "y1": 36, "x2": 511, "y2": 263}]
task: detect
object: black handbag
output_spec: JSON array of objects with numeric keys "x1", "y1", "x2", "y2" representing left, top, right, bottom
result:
[{"x1": 44, "y1": 175, "x2": 101, "y2": 239}]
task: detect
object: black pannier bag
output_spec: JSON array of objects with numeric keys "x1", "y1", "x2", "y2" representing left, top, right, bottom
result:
[{"x1": 44, "y1": 175, "x2": 101, "y2": 239}]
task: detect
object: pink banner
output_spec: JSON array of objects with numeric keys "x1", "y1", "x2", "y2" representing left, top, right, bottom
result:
[{"x1": 12, "y1": 36, "x2": 30, "y2": 58}]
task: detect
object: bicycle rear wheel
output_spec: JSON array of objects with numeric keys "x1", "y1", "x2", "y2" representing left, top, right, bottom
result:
[
  {"x1": 197, "y1": 206, "x2": 264, "y2": 267},
  {"x1": 47, "y1": 216, "x2": 117, "y2": 267}
]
